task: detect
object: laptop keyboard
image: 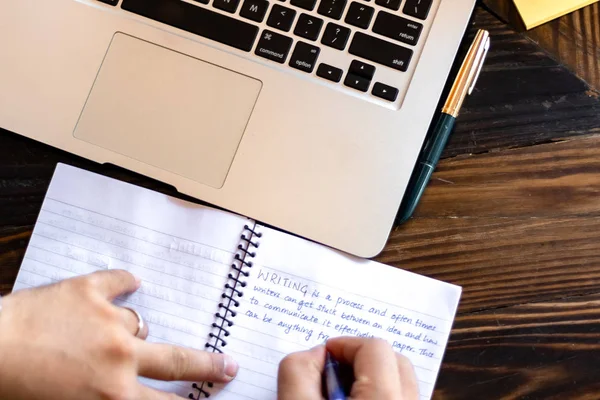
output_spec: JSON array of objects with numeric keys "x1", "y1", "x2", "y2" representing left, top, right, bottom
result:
[{"x1": 101, "y1": 0, "x2": 436, "y2": 106}]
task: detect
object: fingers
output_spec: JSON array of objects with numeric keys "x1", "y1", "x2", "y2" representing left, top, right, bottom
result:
[
  {"x1": 136, "y1": 341, "x2": 239, "y2": 383},
  {"x1": 85, "y1": 269, "x2": 141, "y2": 300},
  {"x1": 117, "y1": 306, "x2": 149, "y2": 340},
  {"x1": 396, "y1": 354, "x2": 419, "y2": 400},
  {"x1": 327, "y1": 337, "x2": 402, "y2": 399},
  {"x1": 136, "y1": 384, "x2": 186, "y2": 400},
  {"x1": 278, "y1": 345, "x2": 326, "y2": 400}
]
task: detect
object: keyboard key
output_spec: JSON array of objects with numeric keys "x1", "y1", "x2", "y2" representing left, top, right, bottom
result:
[
  {"x1": 344, "y1": 2, "x2": 374, "y2": 29},
  {"x1": 375, "y1": 0, "x2": 400, "y2": 11},
  {"x1": 372, "y1": 82, "x2": 398, "y2": 101},
  {"x1": 349, "y1": 32, "x2": 413, "y2": 71},
  {"x1": 267, "y1": 5, "x2": 297, "y2": 32},
  {"x1": 291, "y1": 0, "x2": 317, "y2": 11},
  {"x1": 321, "y1": 23, "x2": 350, "y2": 50},
  {"x1": 294, "y1": 14, "x2": 324, "y2": 41},
  {"x1": 289, "y1": 42, "x2": 320, "y2": 72},
  {"x1": 344, "y1": 73, "x2": 370, "y2": 92},
  {"x1": 317, "y1": 0, "x2": 347, "y2": 20},
  {"x1": 349, "y1": 60, "x2": 375, "y2": 79},
  {"x1": 122, "y1": 0, "x2": 259, "y2": 52},
  {"x1": 255, "y1": 30, "x2": 293, "y2": 63},
  {"x1": 213, "y1": 0, "x2": 240, "y2": 13},
  {"x1": 194, "y1": 0, "x2": 210, "y2": 4},
  {"x1": 98, "y1": 0, "x2": 118, "y2": 6},
  {"x1": 403, "y1": 0, "x2": 433, "y2": 20},
  {"x1": 240, "y1": 0, "x2": 269, "y2": 22},
  {"x1": 317, "y1": 63, "x2": 343, "y2": 82},
  {"x1": 372, "y1": 11, "x2": 423, "y2": 46}
]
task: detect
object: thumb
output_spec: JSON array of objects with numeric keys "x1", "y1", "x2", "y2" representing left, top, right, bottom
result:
[{"x1": 278, "y1": 345, "x2": 326, "y2": 400}]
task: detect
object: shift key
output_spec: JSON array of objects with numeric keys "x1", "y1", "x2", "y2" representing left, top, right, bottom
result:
[{"x1": 349, "y1": 32, "x2": 413, "y2": 72}]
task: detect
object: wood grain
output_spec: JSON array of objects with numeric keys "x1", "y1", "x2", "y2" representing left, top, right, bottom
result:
[
  {"x1": 0, "y1": 227, "x2": 29, "y2": 295},
  {"x1": 376, "y1": 135, "x2": 600, "y2": 313},
  {"x1": 380, "y1": 215, "x2": 600, "y2": 313},
  {"x1": 434, "y1": 292, "x2": 600, "y2": 399},
  {"x1": 445, "y1": 8, "x2": 600, "y2": 158},
  {"x1": 413, "y1": 135, "x2": 600, "y2": 218},
  {"x1": 484, "y1": 0, "x2": 600, "y2": 92}
]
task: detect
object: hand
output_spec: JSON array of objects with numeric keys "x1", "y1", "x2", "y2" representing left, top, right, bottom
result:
[
  {"x1": 0, "y1": 270, "x2": 238, "y2": 400},
  {"x1": 277, "y1": 337, "x2": 419, "y2": 400}
]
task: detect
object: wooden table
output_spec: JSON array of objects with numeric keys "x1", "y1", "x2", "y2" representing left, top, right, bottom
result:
[{"x1": 2, "y1": 3, "x2": 600, "y2": 399}]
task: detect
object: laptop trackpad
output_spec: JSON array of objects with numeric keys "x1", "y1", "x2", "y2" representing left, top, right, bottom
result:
[{"x1": 74, "y1": 33, "x2": 262, "y2": 189}]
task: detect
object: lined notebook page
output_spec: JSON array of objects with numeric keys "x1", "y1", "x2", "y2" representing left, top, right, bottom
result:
[
  {"x1": 12, "y1": 164, "x2": 248, "y2": 397},
  {"x1": 210, "y1": 224, "x2": 461, "y2": 400}
]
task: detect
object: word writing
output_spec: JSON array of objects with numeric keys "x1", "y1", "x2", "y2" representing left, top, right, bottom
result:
[
  {"x1": 263, "y1": 301, "x2": 320, "y2": 324},
  {"x1": 256, "y1": 269, "x2": 309, "y2": 296},
  {"x1": 415, "y1": 319, "x2": 436, "y2": 331},
  {"x1": 335, "y1": 297, "x2": 364, "y2": 310}
]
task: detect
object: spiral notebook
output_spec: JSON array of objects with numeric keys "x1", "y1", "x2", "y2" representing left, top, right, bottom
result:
[{"x1": 12, "y1": 164, "x2": 461, "y2": 400}]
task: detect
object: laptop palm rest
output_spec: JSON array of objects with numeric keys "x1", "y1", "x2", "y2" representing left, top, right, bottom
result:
[{"x1": 74, "y1": 33, "x2": 262, "y2": 189}]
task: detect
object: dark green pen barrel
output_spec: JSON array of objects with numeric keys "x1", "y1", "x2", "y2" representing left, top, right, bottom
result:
[
  {"x1": 396, "y1": 113, "x2": 457, "y2": 224},
  {"x1": 422, "y1": 113, "x2": 456, "y2": 164}
]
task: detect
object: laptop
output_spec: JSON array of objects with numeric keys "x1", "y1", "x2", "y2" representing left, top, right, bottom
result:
[{"x1": 0, "y1": 0, "x2": 475, "y2": 257}]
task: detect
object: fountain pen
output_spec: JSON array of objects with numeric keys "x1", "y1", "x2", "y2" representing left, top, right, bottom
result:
[{"x1": 397, "y1": 29, "x2": 491, "y2": 224}]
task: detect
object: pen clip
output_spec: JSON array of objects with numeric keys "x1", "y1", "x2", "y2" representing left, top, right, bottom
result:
[
  {"x1": 468, "y1": 34, "x2": 490, "y2": 95},
  {"x1": 442, "y1": 30, "x2": 490, "y2": 117}
]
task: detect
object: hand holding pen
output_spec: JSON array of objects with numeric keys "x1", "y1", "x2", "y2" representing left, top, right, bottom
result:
[{"x1": 277, "y1": 337, "x2": 419, "y2": 400}]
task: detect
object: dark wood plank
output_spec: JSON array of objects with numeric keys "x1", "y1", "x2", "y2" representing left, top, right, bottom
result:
[
  {"x1": 483, "y1": 0, "x2": 600, "y2": 92},
  {"x1": 376, "y1": 135, "x2": 600, "y2": 312},
  {"x1": 412, "y1": 135, "x2": 600, "y2": 218},
  {"x1": 447, "y1": 8, "x2": 600, "y2": 158},
  {"x1": 0, "y1": 226, "x2": 29, "y2": 295},
  {"x1": 379, "y1": 215, "x2": 600, "y2": 313},
  {"x1": 434, "y1": 292, "x2": 600, "y2": 399}
]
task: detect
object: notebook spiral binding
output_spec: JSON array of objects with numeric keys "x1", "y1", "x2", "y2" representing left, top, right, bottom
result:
[{"x1": 190, "y1": 223, "x2": 262, "y2": 399}]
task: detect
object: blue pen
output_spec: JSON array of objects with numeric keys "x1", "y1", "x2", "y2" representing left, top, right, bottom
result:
[{"x1": 324, "y1": 351, "x2": 347, "y2": 400}]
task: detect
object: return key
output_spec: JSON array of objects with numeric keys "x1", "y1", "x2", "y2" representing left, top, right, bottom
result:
[{"x1": 372, "y1": 11, "x2": 423, "y2": 46}]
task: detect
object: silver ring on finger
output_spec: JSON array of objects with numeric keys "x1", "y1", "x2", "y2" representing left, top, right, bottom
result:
[{"x1": 124, "y1": 307, "x2": 145, "y2": 339}]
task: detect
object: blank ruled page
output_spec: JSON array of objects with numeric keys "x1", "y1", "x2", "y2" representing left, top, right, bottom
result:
[
  {"x1": 12, "y1": 164, "x2": 249, "y2": 397},
  {"x1": 209, "y1": 224, "x2": 461, "y2": 400}
]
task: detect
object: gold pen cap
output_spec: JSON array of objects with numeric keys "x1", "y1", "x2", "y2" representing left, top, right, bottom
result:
[{"x1": 442, "y1": 29, "x2": 490, "y2": 118}]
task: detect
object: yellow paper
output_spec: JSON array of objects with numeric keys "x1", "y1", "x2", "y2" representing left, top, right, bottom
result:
[{"x1": 513, "y1": 0, "x2": 599, "y2": 29}]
